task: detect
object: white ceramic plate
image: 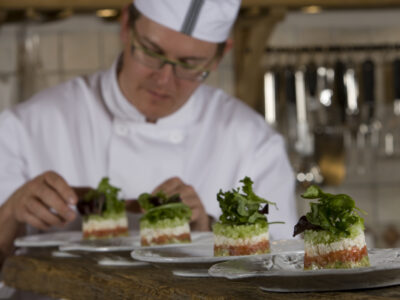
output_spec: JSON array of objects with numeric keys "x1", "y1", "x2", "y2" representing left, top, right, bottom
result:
[
  {"x1": 14, "y1": 231, "x2": 82, "y2": 247},
  {"x1": 15, "y1": 230, "x2": 142, "y2": 250},
  {"x1": 131, "y1": 239, "x2": 304, "y2": 264},
  {"x1": 59, "y1": 231, "x2": 213, "y2": 252},
  {"x1": 59, "y1": 235, "x2": 141, "y2": 252},
  {"x1": 208, "y1": 248, "x2": 400, "y2": 292},
  {"x1": 97, "y1": 256, "x2": 149, "y2": 267}
]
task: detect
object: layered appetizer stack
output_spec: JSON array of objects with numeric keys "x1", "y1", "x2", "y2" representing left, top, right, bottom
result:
[
  {"x1": 138, "y1": 191, "x2": 192, "y2": 246},
  {"x1": 213, "y1": 177, "x2": 280, "y2": 256},
  {"x1": 293, "y1": 185, "x2": 370, "y2": 270},
  {"x1": 77, "y1": 177, "x2": 129, "y2": 239}
]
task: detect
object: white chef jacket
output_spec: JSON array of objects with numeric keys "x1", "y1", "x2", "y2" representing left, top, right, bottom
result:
[{"x1": 0, "y1": 59, "x2": 298, "y2": 240}]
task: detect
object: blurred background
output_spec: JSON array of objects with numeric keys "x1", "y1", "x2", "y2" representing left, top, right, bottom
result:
[{"x1": 1, "y1": 0, "x2": 400, "y2": 248}]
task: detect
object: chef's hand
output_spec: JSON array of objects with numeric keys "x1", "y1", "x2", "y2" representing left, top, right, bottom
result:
[
  {"x1": 4, "y1": 171, "x2": 78, "y2": 230},
  {"x1": 153, "y1": 177, "x2": 210, "y2": 231}
]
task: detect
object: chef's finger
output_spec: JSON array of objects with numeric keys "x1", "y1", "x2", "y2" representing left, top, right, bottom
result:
[
  {"x1": 42, "y1": 171, "x2": 77, "y2": 205},
  {"x1": 153, "y1": 177, "x2": 184, "y2": 195},
  {"x1": 125, "y1": 199, "x2": 143, "y2": 213},
  {"x1": 35, "y1": 184, "x2": 76, "y2": 222},
  {"x1": 178, "y1": 185, "x2": 203, "y2": 207},
  {"x1": 23, "y1": 210, "x2": 50, "y2": 230},
  {"x1": 177, "y1": 185, "x2": 196, "y2": 198},
  {"x1": 179, "y1": 194, "x2": 201, "y2": 220},
  {"x1": 190, "y1": 206, "x2": 201, "y2": 222},
  {"x1": 27, "y1": 197, "x2": 65, "y2": 227}
]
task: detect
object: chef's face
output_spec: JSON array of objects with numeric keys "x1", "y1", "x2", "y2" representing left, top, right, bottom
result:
[{"x1": 119, "y1": 13, "x2": 219, "y2": 122}]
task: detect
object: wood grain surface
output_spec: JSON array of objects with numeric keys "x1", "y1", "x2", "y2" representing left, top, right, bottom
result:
[{"x1": 2, "y1": 250, "x2": 400, "y2": 300}]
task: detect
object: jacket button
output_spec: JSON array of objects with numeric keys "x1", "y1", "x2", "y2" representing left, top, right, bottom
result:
[
  {"x1": 115, "y1": 124, "x2": 128, "y2": 136},
  {"x1": 169, "y1": 131, "x2": 183, "y2": 144}
]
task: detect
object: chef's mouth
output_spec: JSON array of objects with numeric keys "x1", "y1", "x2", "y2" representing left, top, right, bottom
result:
[{"x1": 146, "y1": 89, "x2": 171, "y2": 100}]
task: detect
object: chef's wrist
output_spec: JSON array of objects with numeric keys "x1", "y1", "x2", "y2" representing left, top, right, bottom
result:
[
  {"x1": 190, "y1": 211, "x2": 210, "y2": 231},
  {"x1": 0, "y1": 201, "x2": 26, "y2": 246},
  {"x1": 0, "y1": 200, "x2": 18, "y2": 226}
]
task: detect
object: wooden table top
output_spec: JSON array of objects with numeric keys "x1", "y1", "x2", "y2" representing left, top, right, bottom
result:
[{"x1": 2, "y1": 249, "x2": 400, "y2": 300}]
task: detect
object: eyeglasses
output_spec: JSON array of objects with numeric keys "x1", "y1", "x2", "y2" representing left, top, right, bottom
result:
[{"x1": 129, "y1": 29, "x2": 213, "y2": 82}]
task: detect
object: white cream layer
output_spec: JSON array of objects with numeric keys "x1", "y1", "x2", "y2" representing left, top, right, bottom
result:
[
  {"x1": 305, "y1": 231, "x2": 367, "y2": 257},
  {"x1": 214, "y1": 232, "x2": 269, "y2": 247},
  {"x1": 83, "y1": 217, "x2": 128, "y2": 232},
  {"x1": 140, "y1": 223, "x2": 190, "y2": 240}
]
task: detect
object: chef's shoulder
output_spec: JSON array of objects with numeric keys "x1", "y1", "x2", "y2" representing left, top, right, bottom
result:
[
  {"x1": 11, "y1": 72, "x2": 103, "y2": 120},
  {"x1": 198, "y1": 84, "x2": 275, "y2": 136}
]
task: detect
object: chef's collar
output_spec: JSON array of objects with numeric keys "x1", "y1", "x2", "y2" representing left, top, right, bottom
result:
[{"x1": 101, "y1": 56, "x2": 197, "y2": 127}]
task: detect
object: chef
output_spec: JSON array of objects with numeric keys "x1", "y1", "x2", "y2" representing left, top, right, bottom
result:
[{"x1": 0, "y1": 0, "x2": 297, "y2": 262}]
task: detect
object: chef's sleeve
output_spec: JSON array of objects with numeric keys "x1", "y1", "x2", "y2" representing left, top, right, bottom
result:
[{"x1": 0, "y1": 109, "x2": 29, "y2": 207}]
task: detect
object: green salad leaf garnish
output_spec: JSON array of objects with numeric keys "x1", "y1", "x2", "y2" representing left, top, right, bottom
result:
[
  {"x1": 138, "y1": 191, "x2": 191, "y2": 224},
  {"x1": 141, "y1": 203, "x2": 192, "y2": 224},
  {"x1": 138, "y1": 191, "x2": 181, "y2": 211},
  {"x1": 217, "y1": 177, "x2": 279, "y2": 225},
  {"x1": 80, "y1": 177, "x2": 125, "y2": 216},
  {"x1": 301, "y1": 185, "x2": 367, "y2": 236}
]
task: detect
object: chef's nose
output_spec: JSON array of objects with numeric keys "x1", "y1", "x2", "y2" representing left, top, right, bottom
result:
[{"x1": 154, "y1": 63, "x2": 175, "y2": 85}]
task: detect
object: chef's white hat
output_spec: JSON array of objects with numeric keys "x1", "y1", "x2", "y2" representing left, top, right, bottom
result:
[{"x1": 133, "y1": 0, "x2": 241, "y2": 43}]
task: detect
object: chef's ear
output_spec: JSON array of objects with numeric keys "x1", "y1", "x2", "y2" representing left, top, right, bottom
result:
[
  {"x1": 209, "y1": 38, "x2": 233, "y2": 71},
  {"x1": 120, "y1": 4, "x2": 131, "y2": 45}
]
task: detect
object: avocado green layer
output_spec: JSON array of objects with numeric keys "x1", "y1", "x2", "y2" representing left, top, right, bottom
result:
[
  {"x1": 85, "y1": 211, "x2": 126, "y2": 222},
  {"x1": 212, "y1": 221, "x2": 268, "y2": 239},
  {"x1": 140, "y1": 217, "x2": 188, "y2": 229},
  {"x1": 304, "y1": 221, "x2": 364, "y2": 244},
  {"x1": 305, "y1": 255, "x2": 370, "y2": 270}
]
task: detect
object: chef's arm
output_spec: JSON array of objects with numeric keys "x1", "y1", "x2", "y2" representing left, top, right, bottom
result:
[
  {"x1": 0, "y1": 171, "x2": 78, "y2": 266},
  {"x1": 0, "y1": 201, "x2": 25, "y2": 267}
]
